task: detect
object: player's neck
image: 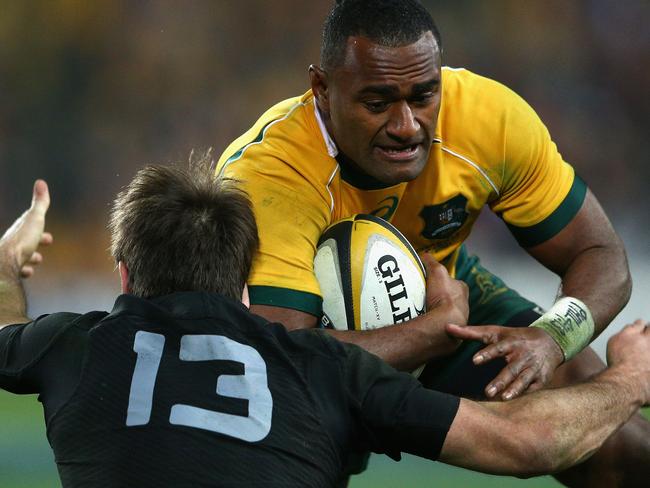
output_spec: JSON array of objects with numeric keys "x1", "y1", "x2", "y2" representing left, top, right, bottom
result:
[{"x1": 336, "y1": 153, "x2": 395, "y2": 190}]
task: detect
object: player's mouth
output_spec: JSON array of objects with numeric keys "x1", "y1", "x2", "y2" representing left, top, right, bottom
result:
[{"x1": 374, "y1": 144, "x2": 421, "y2": 162}]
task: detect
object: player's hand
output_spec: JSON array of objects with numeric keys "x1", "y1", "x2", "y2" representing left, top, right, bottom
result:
[
  {"x1": 445, "y1": 323, "x2": 564, "y2": 400},
  {"x1": 0, "y1": 180, "x2": 53, "y2": 278},
  {"x1": 421, "y1": 253, "x2": 469, "y2": 326},
  {"x1": 607, "y1": 320, "x2": 650, "y2": 404}
]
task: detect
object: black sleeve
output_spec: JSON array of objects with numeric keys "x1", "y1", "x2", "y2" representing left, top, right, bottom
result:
[
  {"x1": 0, "y1": 312, "x2": 81, "y2": 393},
  {"x1": 341, "y1": 342, "x2": 460, "y2": 461}
]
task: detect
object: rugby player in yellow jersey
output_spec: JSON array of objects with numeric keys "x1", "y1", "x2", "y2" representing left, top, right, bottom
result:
[{"x1": 217, "y1": 0, "x2": 650, "y2": 485}]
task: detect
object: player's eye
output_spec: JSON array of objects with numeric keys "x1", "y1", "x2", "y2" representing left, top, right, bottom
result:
[
  {"x1": 411, "y1": 92, "x2": 435, "y2": 106},
  {"x1": 364, "y1": 100, "x2": 390, "y2": 113}
]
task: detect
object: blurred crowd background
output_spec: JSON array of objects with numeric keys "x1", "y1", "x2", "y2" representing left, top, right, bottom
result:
[
  {"x1": 0, "y1": 1, "x2": 648, "y2": 486},
  {"x1": 1, "y1": 0, "x2": 648, "y2": 269}
]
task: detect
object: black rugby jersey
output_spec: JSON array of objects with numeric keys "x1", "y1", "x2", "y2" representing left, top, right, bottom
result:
[{"x1": 0, "y1": 292, "x2": 459, "y2": 487}]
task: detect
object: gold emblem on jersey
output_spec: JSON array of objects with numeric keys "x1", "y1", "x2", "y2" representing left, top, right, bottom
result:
[{"x1": 419, "y1": 194, "x2": 469, "y2": 240}]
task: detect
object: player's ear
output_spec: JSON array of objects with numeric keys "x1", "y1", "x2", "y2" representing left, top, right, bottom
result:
[
  {"x1": 241, "y1": 283, "x2": 250, "y2": 308},
  {"x1": 309, "y1": 64, "x2": 330, "y2": 114},
  {"x1": 118, "y1": 261, "x2": 131, "y2": 294}
]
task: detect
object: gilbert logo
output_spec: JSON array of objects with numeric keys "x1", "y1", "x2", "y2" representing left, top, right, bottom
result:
[{"x1": 376, "y1": 254, "x2": 423, "y2": 323}]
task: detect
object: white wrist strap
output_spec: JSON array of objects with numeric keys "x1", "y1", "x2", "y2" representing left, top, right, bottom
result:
[{"x1": 530, "y1": 297, "x2": 594, "y2": 361}]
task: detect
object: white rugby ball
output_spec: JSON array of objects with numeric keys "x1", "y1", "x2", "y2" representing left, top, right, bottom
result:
[{"x1": 314, "y1": 214, "x2": 427, "y2": 374}]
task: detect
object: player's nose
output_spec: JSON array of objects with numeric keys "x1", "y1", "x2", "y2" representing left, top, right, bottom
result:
[{"x1": 386, "y1": 101, "x2": 420, "y2": 141}]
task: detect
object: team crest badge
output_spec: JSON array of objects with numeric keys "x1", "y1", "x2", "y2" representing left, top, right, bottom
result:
[{"x1": 419, "y1": 194, "x2": 469, "y2": 240}]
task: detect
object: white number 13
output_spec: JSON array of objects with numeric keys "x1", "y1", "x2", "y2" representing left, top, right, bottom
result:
[{"x1": 126, "y1": 331, "x2": 273, "y2": 442}]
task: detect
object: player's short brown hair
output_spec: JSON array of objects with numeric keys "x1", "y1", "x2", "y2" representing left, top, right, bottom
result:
[{"x1": 109, "y1": 152, "x2": 258, "y2": 301}]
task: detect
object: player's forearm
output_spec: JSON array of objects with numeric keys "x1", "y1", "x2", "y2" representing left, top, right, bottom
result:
[
  {"x1": 492, "y1": 364, "x2": 643, "y2": 476},
  {"x1": 557, "y1": 241, "x2": 631, "y2": 336},
  {"x1": 326, "y1": 301, "x2": 462, "y2": 371},
  {"x1": 0, "y1": 253, "x2": 29, "y2": 326}
]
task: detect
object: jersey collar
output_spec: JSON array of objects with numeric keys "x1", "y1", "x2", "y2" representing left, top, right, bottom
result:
[{"x1": 313, "y1": 102, "x2": 339, "y2": 158}]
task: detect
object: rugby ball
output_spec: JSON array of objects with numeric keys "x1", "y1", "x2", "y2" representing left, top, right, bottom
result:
[{"x1": 313, "y1": 213, "x2": 426, "y2": 333}]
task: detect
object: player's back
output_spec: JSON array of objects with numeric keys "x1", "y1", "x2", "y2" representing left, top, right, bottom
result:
[{"x1": 48, "y1": 292, "x2": 345, "y2": 487}]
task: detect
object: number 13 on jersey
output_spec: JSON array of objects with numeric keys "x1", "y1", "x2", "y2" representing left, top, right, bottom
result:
[{"x1": 126, "y1": 331, "x2": 274, "y2": 442}]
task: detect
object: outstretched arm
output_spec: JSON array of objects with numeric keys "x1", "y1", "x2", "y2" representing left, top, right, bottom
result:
[
  {"x1": 0, "y1": 180, "x2": 52, "y2": 327},
  {"x1": 440, "y1": 320, "x2": 649, "y2": 477}
]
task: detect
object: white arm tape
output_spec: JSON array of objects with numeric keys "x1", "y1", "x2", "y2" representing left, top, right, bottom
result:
[{"x1": 530, "y1": 297, "x2": 595, "y2": 361}]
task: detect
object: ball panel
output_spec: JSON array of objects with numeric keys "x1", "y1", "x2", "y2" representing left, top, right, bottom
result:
[
  {"x1": 352, "y1": 214, "x2": 425, "y2": 279},
  {"x1": 358, "y1": 235, "x2": 426, "y2": 330},
  {"x1": 313, "y1": 239, "x2": 348, "y2": 330},
  {"x1": 317, "y1": 218, "x2": 356, "y2": 329}
]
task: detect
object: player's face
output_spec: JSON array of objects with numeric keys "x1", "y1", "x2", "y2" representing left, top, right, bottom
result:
[{"x1": 318, "y1": 33, "x2": 441, "y2": 185}]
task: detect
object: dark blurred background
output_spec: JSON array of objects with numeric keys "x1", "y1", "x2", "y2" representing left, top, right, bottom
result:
[
  {"x1": 1, "y1": 0, "x2": 648, "y2": 260},
  {"x1": 0, "y1": 1, "x2": 648, "y2": 486}
]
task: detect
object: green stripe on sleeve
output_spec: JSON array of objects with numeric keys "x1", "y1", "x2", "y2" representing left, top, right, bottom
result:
[
  {"x1": 248, "y1": 286, "x2": 323, "y2": 317},
  {"x1": 507, "y1": 175, "x2": 587, "y2": 248}
]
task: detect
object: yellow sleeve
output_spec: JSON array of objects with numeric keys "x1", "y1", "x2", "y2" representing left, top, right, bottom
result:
[
  {"x1": 489, "y1": 88, "x2": 587, "y2": 247},
  {"x1": 217, "y1": 142, "x2": 331, "y2": 316}
]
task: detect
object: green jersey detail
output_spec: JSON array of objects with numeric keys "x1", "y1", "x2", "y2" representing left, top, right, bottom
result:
[
  {"x1": 249, "y1": 286, "x2": 322, "y2": 317},
  {"x1": 371, "y1": 196, "x2": 400, "y2": 221},
  {"x1": 506, "y1": 175, "x2": 587, "y2": 248}
]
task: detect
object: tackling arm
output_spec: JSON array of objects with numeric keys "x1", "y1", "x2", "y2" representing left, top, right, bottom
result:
[{"x1": 440, "y1": 320, "x2": 650, "y2": 477}]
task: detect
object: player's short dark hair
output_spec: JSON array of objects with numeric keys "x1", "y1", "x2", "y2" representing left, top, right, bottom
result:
[
  {"x1": 109, "y1": 152, "x2": 258, "y2": 301},
  {"x1": 321, "y1": 0, "x2": 442, "y2": 70}
]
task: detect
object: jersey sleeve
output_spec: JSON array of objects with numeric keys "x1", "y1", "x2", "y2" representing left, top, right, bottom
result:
[
  {"x1": 489, "y1": 88, "x2": 587, "y2": 247},
  {"x1": 340, "y1": 341, "x2": 460, "y2": 461},
  {"x1": 0, "y1": 312, "x2": 81, "y2": 393}
]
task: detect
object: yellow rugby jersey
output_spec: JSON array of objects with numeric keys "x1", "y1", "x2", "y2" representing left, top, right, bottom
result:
[{"x1": 217, "y1": 67, "x2": 586, "y2": 316}]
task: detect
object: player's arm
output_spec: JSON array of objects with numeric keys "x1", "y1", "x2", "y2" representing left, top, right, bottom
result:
[
  {"x1": 525, "y1": 188, "x2": 630, "y2": 338},
  {"x1": 465, "y1": 84, "x2": 630, "y2": 399},
  {"x1": 253, "y1": 254, "x2": 467, "y2": 372},
  {"x1": 0, "y1": 180, "x2": 53, "y2": 327},
  {"x1": 440, "y1": 320, "x2": 649, "y2": 477},
  {"x1": 450, "y1": 191, "x2": 629, "y2": 400}
]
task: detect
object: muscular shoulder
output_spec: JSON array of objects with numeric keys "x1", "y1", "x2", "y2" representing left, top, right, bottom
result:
[
  {"x1": 438, "y1": 68, "x2": 549, "y2": 189},
  {"x1": 217, "y1": 91, "x2": 338, "y2": 194},
  {"x1": 440, "y1": 67, "x2": 532, "y2": 131}
]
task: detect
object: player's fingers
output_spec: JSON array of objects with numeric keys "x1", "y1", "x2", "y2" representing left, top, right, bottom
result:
[
  {"x1": 473, "y1": 339, "x2": 514, "y2": 364},
  {"x1": 40, "y1": 232, "x2": 53, "y2": 246},
  {"x1": 425, "y1": 261, "x2": 451, "y2": 288},
  {"x1": 501, "y1": 367, "x2": 537, "y2": 400},
  {"x1": 419, "y1": 252, "x2": 438, "y2": 269},
  {"x1": 619, "y1": 320, "x2": 647, "y2": 337},
  {"x1": 31, "y1": 179, "x2": 50, "y2": 215},
  {"x1": 20, "y1": 265, "x2": 34, "y2": 278},
  {"x1": 525, "y1": 380, "x2": 544, "y2": 394},
  {"x1": 485, "y1": 360, "x2": 526, "y2": 398},
  {"x1": 27, "y1": 252, "x2": 42, "y2": 265},
  {"x1": 445, "y1": 323, "x2": 495, "y2": 342},
  {"x1": 628, "y1": 319, "x2": 650, "y2": 333}
]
